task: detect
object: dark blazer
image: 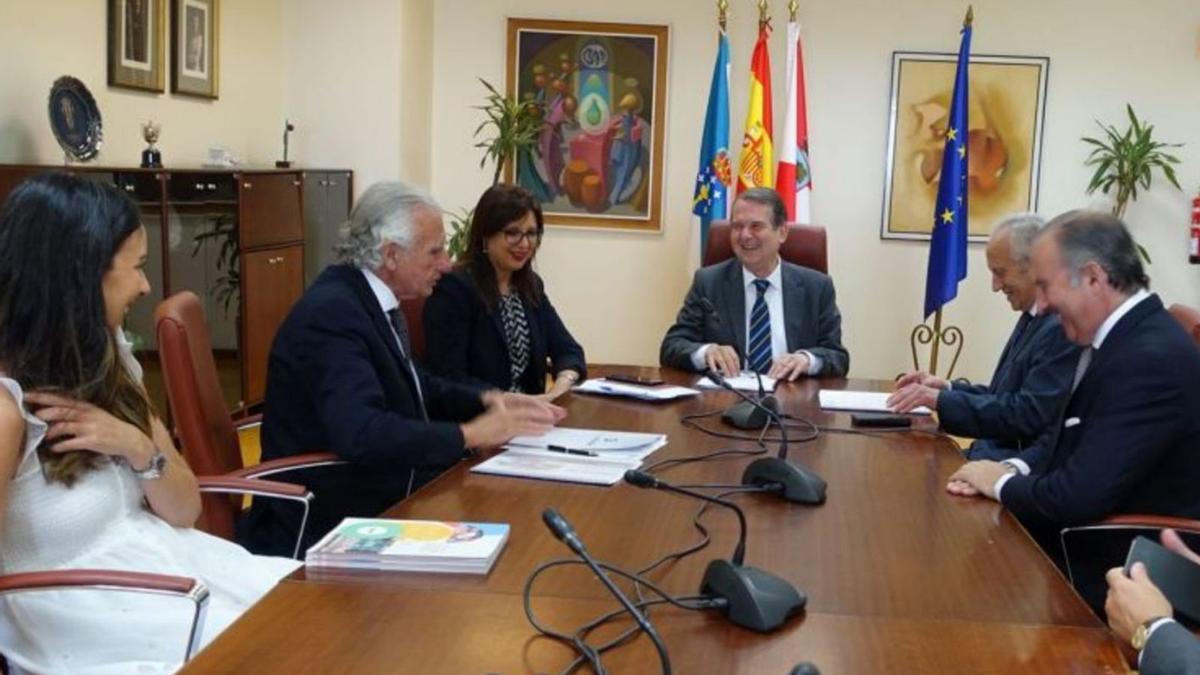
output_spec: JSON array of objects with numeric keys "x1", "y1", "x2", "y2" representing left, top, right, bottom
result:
[
  {"x1": 659, "y1": 258, "x2": 849, "y2": 376},
  {"x1": 1002, "y1": 294, "x2": 1200, "y2": 530},
  {"x1": 1142, "y1": 620, "x2": 1200, "y2": 675},
  {"x1": 243, "y1": 264, "x2": 486, "y2": 556},
  {"x1": 939, "y1": 312, "x2": 1079, "y2": 460},
  {"x1": 423, "y1": 269, "x2": 586, "y2": 394}
]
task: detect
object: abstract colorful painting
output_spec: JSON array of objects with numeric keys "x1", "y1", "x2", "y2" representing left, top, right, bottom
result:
[{"x1": 507, "y1": 18, "x2": 668, "y2": 231}]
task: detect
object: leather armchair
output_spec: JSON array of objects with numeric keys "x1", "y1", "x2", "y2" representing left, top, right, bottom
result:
[
  {"x1": 703, "y1": 221, "x2": 828, "y2": 273},
  {"x1": 155, "y1": 291, "x2": 343, "y2": 558}
]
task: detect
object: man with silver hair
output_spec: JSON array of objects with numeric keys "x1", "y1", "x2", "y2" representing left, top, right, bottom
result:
[
  {"x1": 245, "y1": 181, "x2": 564, "y2": 555},
  {"x1": 890, "y1": 213, "x2": 1079, "y2": 460},
  {"x1": 949, "y1": 210, "x2": 1200, "y2": 611}
]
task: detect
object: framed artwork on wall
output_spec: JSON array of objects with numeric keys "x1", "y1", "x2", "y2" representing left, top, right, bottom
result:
[
  {"x1": 171, "y1": 0, "x2": 219, "y2": 98},
  {"x1": 880, "y1": 52, "x2": 1049, "y2": 242},
  {"x1": 506, "y1": 18, "x2": 669, "y2": 232},
  {"x1": 107, "y1": 0, "x2": 165, "y2": 92}
]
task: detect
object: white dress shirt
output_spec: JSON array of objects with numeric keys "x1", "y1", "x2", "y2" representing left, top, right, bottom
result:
[{"x1": 691, "y1": 258, "x2": 822, "y2": 374}]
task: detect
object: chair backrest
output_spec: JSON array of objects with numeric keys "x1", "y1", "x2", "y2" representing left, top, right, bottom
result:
[
  {"x1": 155, "y1": 292, "x2": 243, "y2": 538},
  {"x1": 1168, "y1": 303, "x2": 1200, "y2": 348},
  {"x1": 400, "y1": 295, "x2": 427, "y2": 363},
  {"x1": 703, "y1": 221, "x2": 828, "y2": 273}
]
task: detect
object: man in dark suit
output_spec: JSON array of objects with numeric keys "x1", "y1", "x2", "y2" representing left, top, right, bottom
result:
[
  {"x1": 243, "y1": 182, "x2": 562, "y2": 556},
  {"x1": 1105, "y1": 529, "x2": 1200, "y2": 674},
  {"x1": 888, "y1": 214, "x2": 1079, "y2": 460},
  {"x1": 659, "y1": 187, "x2": 848, "y2": 380},
  {"x1": 948, "y1": 211, "x2": 1200, "y2": 588}
]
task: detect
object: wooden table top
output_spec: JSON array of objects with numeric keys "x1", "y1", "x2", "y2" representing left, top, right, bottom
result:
[{"x1": 180, "y1": 366, "x2": 1130, "y2": 674}]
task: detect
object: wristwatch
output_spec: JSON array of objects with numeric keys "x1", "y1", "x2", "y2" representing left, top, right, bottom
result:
[
  {"x1": 130, "y1": 451, "x2": 167, "y2": 480},
  {"x1": 1131, "y1": 616, "x2": 1168, "y2": 651}
]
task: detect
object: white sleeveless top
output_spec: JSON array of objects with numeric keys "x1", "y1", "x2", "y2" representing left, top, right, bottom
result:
[{"x1": 0, "y1": 333, "x2": 300, "y2": 674}]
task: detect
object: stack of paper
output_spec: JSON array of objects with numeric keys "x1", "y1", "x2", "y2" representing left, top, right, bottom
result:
[
  {"x1": 470, "y1": 427, "x2": 667, "y2": 486},
  {"x1": 305, "y1": 517, "x2": 509, "y2": 574},
  {"x1": 573, "y1": 378, "x2": 700, "y2": 402},
  {"x1": 818, "y1": 389, "x2": 932, "y2": 415},
  {"x1": 696, "y1": 372, "x2": 777, "y2": 392}
]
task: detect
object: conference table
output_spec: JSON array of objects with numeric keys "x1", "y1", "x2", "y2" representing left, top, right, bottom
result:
[{"x1": 180, "y1": 366, "x2": 1129, "y2": 674}]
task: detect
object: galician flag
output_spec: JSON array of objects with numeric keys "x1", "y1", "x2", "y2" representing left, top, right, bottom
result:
[
  {"x1": 737, "y1": 23, "x2": 773, "y2": 193},
  {"x1": 924, "y1": 11, "x2": 973, "y2": 318},
  {"x1": 775, "y1": 18, "x2": 812, "y2": 223},
  {"x1": 692, "y1": 31, "x2": 732, "y2": 253}
]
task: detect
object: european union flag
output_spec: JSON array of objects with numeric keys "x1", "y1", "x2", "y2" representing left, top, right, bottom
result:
[
  {"x1": 924, "y1": 16, "x2": 972, "y2": 318},
  {"x1": 692, "y1": 32, "x2": 731, "y2": 255}
]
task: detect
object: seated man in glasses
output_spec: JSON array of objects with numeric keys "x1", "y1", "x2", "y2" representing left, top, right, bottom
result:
[{"x1": 660, "y1": 187, "x2": 848, "y2": 380}]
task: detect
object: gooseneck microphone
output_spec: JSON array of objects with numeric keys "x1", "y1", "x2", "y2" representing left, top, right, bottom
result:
[
  {"x1": 702, "y1": 369, "x2": 827, "y2": 505},
  {"x1": 624, "y1": 470, "x2": 806, "y2": 633},
  {"x1": 541, "y1": 508, "x2": 672, "y2": 675}
]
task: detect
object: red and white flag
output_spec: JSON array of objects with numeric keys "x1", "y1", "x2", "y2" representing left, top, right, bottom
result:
[{"x1": 775, "y1": 19, "x2": 812, "y2": 223}]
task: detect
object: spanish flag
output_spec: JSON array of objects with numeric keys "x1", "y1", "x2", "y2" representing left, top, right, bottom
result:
[{"x1": 737, "y1": 23, "x2": 774, "y2": 193}]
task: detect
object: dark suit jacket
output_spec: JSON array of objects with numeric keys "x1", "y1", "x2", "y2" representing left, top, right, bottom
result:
[
  {"x1": 243, "y1": 264, "x2": 486, "y2": 556},
  {"x1": 1142, "y1": 620, "x2": 1200, "y2": 675},
  {"x1": 422, "y1": 269, "x2": 586, "y2": 394},
  {"x1": 659, "y1": 259, "x2": 849, "y2": 376},
  {"x1": 1002, "y1": 294, "x2": 1200, "y2": 531},
  {"x1": 939, "y1": 312, "x2": 1079, "y2": 460}
]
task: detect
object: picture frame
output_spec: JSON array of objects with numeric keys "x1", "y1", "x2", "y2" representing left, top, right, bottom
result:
[
  {"x1": 107, "y1": 0, "x2": 166, "y2": 93},
  {"x1": 880, "y1": 52, "x2": 1049, "y2": 242},
  {"x1": 171, "y1": 0, "x2": 219, "y2": 99},
  {"x1": 506, "y1": 18, "x2": 669, "y2": 232}
]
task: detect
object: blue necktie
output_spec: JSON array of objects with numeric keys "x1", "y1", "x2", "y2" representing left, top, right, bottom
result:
[{"x1": 747, "y1": 279, "x2": 772, "y2": 373}]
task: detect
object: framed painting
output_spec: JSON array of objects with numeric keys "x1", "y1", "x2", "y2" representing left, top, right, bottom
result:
[
  {"x1": 171, "y1": 0, "x2": 219, "y2": 98},
  {"x1": 880, "y1": 52, "x2": 1049, "y2": 241},
  {"x1": 506, "y1": 18, "x2": 668, "y2": 232},
  {"x1": 107, "y1": 0, "x2": 165, "y2": 92}
]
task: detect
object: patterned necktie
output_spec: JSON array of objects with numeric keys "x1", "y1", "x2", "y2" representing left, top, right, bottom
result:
[
  {"x1": 386, "y1": 308, "x2": 429, "y2": 421},
  {"x1": 747, "y1": 279, "x2": 772, "y2": 374}
]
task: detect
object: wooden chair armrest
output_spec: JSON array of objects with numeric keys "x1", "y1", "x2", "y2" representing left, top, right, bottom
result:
[
  {"x1": 197, "y1": 475, "x2": 311, "y2": 500},
  {"x1": 232, "y1": 452, "x2": 344, "y2": 480},
  {"x1": 1098, "y1": 514, "x2": 1200, "y2": 535}
]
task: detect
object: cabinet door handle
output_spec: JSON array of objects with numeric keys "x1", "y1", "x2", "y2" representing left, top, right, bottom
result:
[
  {"x1": 206, "y1": 183, "x2": 217, "y2": 190},
  {"x1": 318, "y1": 179, "x2": 327, "y2": 187},
  {"x1": 194, "y1": 182, "x2": 205, "y2": 190},
  {"x1": 293, "y1": 180, "x2": 302, "y2": 187},
  {"x1": 328, "y1": 181, "x2": 336, "y2": 187},
  {"x1": 243, "y1": 182, "x2": 253, "y2": 189},
  {"x1": 123, "y1": 184, "x2": 135, "y2": 192}
]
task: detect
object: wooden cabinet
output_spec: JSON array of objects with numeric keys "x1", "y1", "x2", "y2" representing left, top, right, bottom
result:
[
  {"x1": 240, "y1": 245, "x2": 304, "y2": 403},
  {"x1": 0, "y1": 164, "x2": 351, "y2": 408},
  {"x1": 302, "y1": 170, "x2": 353, "y2": 285}
]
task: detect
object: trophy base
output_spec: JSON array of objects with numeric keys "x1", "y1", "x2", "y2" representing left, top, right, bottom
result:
[
  {"x1": 140, "y1": 148, "x2": 162, "y2": 169},
  {"x1": 274, "y1": 160, "x2": 292, "y2": 168}
]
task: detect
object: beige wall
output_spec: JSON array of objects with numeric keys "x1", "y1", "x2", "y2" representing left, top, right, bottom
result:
[
  {"x1": 4, "y1": 1, "x2": 1198, "y2": 381},
  {"x1": 0, "y1": 0, "x2": 284, "y2": 167},
  {"x1": 430, "y1": 0, "x2": 1200, "y2": 380}
]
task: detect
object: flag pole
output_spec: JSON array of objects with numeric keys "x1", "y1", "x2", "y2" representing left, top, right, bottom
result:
[
  {"x1": 718, "y1": 0, "x2": 727, "y2": 31},
  {"x1": 758, "y1": 0, "x2": 770, "y2": 29},
  {"x1": 788, "y1": 0, "x2": 797, "y2": 21}
]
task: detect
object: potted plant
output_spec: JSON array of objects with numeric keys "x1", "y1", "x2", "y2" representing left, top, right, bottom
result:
[
  {"x1": 1082, "y1": 104, "x2": 1183, "y2": 262},
  {"x1": 446, "y1": 79, "x2": 543, "y2": 259}
]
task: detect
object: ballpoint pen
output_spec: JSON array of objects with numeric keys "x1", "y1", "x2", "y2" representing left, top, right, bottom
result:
[{"x1": 547, "y1": 445, "x2": 599, "y2": 457}]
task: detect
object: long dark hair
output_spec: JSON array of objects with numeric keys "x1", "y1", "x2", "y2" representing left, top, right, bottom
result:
[
  {"x1": 460, "y1": 184, "x2": 544, "y2": 308},
  {"x1": 0, "y1": 173, "x2": 152, "y2": 485}
]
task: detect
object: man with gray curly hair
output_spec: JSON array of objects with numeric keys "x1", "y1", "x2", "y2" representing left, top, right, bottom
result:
[
  {"x1": 889, "y1": 213, "x2": 1079, "y2": 460},
  {"x1": 246, "y1": 181, "x2": 564, "y2": 556}
]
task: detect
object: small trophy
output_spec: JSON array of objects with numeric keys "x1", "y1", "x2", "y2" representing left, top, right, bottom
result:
[
  {"x1": 140, "y1": 121, "x2": 162, "y2": 168},
  {"x1": 275, "y1": 119, "x2": 295, "y2": 168}
]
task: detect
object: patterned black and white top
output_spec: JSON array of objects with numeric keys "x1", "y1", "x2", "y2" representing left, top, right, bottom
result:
[{"x1": 498, "y1": 292, "x2": 531, "y2": 391}]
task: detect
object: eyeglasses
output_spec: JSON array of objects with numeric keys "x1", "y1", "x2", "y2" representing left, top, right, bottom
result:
[
  {"x1": 502, "y1": 229, "x2": 542, "y2": 246},
  {"x1": 729, "y1": 220, "x2": 775, "y2": 235}
]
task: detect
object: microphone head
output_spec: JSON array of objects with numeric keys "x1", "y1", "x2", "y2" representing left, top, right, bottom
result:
[
  {"x1": 623, "y1": 469, "x2": 658, "y2": 489},
  {"x1": 541, "y1": 508, "x2": 575, "y2": 542},
  {"x1": 789, "y1": 663, "x2": 820, "y2": 675},
  {"x1": 702, "y1": 367, "x2": 730, "y2": 388}
]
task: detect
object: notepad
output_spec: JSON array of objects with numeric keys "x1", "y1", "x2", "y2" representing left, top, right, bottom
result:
[
  {"x1": 573, "y1": 378, "x2": 700, "y2": 402},
  {"x1": 818, "y1": 389, "x2": 932, "y2": 415},
  {"x1": 471, "y1": 427, "x2": 667, "y2": 486},
  {"x1": 696, "y1": 372, "x2": 777, "y2": 392}
]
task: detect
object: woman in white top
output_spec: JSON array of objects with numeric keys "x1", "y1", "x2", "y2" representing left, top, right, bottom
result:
[{"x1": 0, "y1": 173, "x2": 299, "y2": 674}]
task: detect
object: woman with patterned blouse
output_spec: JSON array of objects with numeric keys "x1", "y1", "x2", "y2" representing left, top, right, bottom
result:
[{"x1": 424, "y1": 184, "x2": 585, "y2": 400}]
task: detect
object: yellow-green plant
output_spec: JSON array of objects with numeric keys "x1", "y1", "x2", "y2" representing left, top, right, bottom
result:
[
  {"x1": 473, "y1": 78, "x2": 541, "y2": 186},
  {"x1": 1082, "y1": 104, "x2": 1183, "y2": 262}
]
